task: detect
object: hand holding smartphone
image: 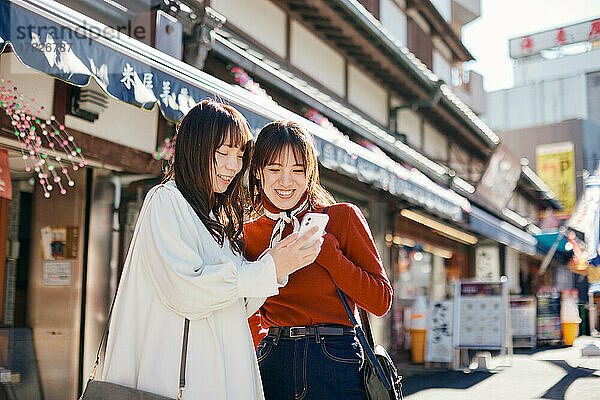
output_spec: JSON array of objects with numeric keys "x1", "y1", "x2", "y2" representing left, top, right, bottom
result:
[{"x1": 297, "y1": 213, "x2": 329, "y2": 248}]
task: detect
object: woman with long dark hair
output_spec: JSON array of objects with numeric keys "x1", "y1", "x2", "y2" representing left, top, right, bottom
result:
[
  {"x1": 245, "y1": 120, "x2": 393, "y2": 400},
  {"x1": 101, "y1": 101, "x2": 321, "y2": 399}
]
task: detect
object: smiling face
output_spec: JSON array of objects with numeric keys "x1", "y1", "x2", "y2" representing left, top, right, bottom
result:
[
  {"x1": 211, "y1": 135, "x2": 245, "y2": 194},
  {"x1": 261, "y1": 146, "x2": 308, "y2": 210}
]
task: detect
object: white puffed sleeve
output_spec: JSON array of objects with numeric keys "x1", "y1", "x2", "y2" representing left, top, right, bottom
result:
[{"x1": 135, "y1": 186, "x2": 280, "y2": 320}]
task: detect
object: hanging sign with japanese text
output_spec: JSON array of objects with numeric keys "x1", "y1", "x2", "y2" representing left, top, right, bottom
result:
[
  {"x1": 510, "y1": 18, "x2": 600, "y2": 59},
  {"x1": 425, "y1": 300, "x2": 454, "y2": 363},
  {"x1": 536, "y1": 142, "x2": 576, "y2": 216}
]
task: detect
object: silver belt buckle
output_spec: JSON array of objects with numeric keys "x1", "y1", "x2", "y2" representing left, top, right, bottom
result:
[{"x1": 289, "y1": 326, "x2": 304, "y2": 338}]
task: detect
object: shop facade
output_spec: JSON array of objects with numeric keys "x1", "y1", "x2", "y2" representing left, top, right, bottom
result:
[
  {"x1": 0, "y1": 0, "x2": 569, "y2": 396},
  {"x1": 0, "y1": 0, "x2": 480, "y2": 397}
]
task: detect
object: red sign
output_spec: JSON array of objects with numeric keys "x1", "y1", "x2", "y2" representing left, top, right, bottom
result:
[
  {"x1": 556, "y1": 28, "x2": 567, "y2": 45},
  {"x1": 510, "y1": 17, "x2": 600, "y2": 59},
  {"x1": 0, "y1": 149, "x2": 12, "y2": 200},
  {"x1": 521, "y1": 36, "x2": 533, "y2": 52},
  {"x1": 460, "y1": 282, "x2": 502, "y2": 296},
  {"x1": 590, "y1": 19, "x2": 600, "y2": 39}
]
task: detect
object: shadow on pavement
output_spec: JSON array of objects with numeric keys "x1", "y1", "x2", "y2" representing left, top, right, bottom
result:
[
  {"x1": 513, "y1": 345, "x2": 571, "y2": 356},
  {"x1": 401, "y1": 370, "x2": 493, "y2": 396},
  {"x1": 540, "y1": 360, "x2": 600, "y2": 400}
]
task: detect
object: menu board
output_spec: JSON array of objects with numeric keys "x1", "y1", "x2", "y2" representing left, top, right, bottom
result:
[
  {"x1": 536, "y1": 287, "x2": 562, "y2": 343},
  {"x1": 510, "y1": 296, "x2": 536, "y2": 337},
  {"x1": 454, "y1": 281, "x2": 507, "y2": 348},
  {"x1": 425, "y1": 300, "x2": 454, "y2": 363}
]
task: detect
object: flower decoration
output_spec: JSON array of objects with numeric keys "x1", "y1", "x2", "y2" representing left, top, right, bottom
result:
[
  {"x1": 230, "y1": 66, "x2": 271, "y2": 99},
  {"x1": 0, "y1": 79, "x2": 87, "y2": 198},
  {"x1": 153, "y1": 137, "x2": 175, "y2": 161},
  {"x1": 303, "y1": 108, "x2": 343, "y2": 136}
]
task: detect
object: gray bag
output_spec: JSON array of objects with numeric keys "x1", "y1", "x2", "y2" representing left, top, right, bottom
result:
[
  {"x1": 81, "y1": 380, "x2": 174, "y2": 400},
  {"x1": 79, "y1": 312, "x2": 190, "y2": 400}
]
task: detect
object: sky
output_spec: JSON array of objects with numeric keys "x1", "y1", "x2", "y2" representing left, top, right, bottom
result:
[{"x1": 461, "y1": 0, "x2": 600, "y2": 92}]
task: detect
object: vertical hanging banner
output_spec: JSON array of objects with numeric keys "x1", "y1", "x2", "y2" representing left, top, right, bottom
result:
[
  {"x1": 0, "y1": 148, "x2": 12, "y2": 200},
  {"x1": 475, "y1": 245, "x2": 500, "y2": 281},
  {"x1": 475, "y1": 145, "x2": 522, "y2": 210},
  {"x1": 536, "y1": 142, "x2": 576, "y2": 217}
]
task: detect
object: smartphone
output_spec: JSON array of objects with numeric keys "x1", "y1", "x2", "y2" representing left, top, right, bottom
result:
[{"x1": 297, "y1": 213, "x2": 329, "y2": 248}]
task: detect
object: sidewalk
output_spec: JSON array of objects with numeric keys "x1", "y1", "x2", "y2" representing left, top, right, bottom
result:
[{"x1": 399, "y1": 336, "x2": 600, "y2": 400}]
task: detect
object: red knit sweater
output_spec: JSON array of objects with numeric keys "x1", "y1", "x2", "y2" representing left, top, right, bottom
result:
[{"x1": 244, "y1": 201, "x2": 393, "y2": 347}]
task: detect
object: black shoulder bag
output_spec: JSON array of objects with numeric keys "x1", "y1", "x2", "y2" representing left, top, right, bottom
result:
[
  {"x1": 336, "y1": 288, "x2": 403, "y2": 400},
  {"x1": 321, "y1": 206, "x2": 403, "y2": 400}
]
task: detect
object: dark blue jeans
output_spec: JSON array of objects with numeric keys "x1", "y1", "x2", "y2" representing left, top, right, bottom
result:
[{"x1": 257, "y1": 328, "x2": 367, "y2": 400}]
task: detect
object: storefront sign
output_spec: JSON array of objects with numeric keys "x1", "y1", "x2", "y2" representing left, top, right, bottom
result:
[
  {"x1": 453, "y1": 281, "x2": 508, "y2": 350},
  {"x1": 425, "y1": 300, "x2": 454, "y2": 363},
  {"x1": 475, "y1": 145, "x2": 521, "y2": 210},
  {"x1": 0, "y1": 148, "x2": 12, "y2": 200},
  {"x1": 510, "y1": 18, "x2": 600, "y2": 59},
  {"x1": 568, "y1": 174, "x2": 600, "y2": 265},
  {"x1": 475, "y1": 245, "x2": 500, "y2": 281},
  {"x1": 536, "y1": 287, "x2": 562, "y2": 344},
  {"x1": 536, "y1": 142, "x2": 576, "y2": 216},
  {"x1": 510, "y1": 296, "x2": 536, "y2": 338},
  {"x1": 0, "y1": 0, "x2": 469, "y2": 222}
]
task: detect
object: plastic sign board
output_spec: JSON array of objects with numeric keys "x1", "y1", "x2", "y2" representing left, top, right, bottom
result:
[
  {"x1": 425, "y1": 300, "x2": 454, "y2": 363},
  {"x1": 475, "y1": 146, "x2": 521, "y2": 211},
  {"x1": 453, "y1": 280, "x2": 509, "y2": 349},
  {"x1": 536, "y1": 142, "x2": 576, "y2": 216},
  {"x1": 510, "y1": 18, "x2": 600, "y2": 59}
]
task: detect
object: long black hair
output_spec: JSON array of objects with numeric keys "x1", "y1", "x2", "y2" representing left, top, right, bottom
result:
[{"x1": 164, "y1": 99, "x2": 251, "y2": 254}]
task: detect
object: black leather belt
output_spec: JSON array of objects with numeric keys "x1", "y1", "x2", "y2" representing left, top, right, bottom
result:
[{"x1": 268, "y1": 324, "x2": 354, "y2": 338}]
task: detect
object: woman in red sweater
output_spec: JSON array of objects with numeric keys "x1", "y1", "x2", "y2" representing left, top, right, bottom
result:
[{"x1": 244, "y1": 121, "x2": 393, "y2": 399}]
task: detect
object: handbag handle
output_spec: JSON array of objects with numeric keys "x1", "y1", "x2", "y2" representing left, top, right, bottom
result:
[
  {"x1": 88, "y1": 186, "x2": 190, "y2": 399},
  {"x1": 319, "y1": 206, "x2": 391, "y2": 391}
]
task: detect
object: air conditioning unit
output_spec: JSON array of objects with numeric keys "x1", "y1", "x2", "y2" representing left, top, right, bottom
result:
[{"x1": 70, "y1": 87, "x2": 109, "y2": 122}]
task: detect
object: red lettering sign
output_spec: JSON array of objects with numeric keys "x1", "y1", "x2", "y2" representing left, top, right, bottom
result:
[
  {"x1": 556, "y1": 28, "x2": 567, "y2": 45},
  {"x1": 590, "y1": 19, "x2": 600, "y2": 39},
  {"x1": 521, "y1": 36, "x2": 533, "y2": 52}
]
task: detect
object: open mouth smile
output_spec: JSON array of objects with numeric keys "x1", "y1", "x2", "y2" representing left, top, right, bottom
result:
[
  {"x1": 217, "y1": 174, "x2": 233, "y2": 184},
  {"x1": 275, "y1": 189, "x2": 294, "y2": 199}
]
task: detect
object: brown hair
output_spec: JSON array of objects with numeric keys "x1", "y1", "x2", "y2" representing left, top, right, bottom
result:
[
  {"x1": 249, "y1": 120, "x2": 334, "y2": 214},
  {"x1": 164, "y1": 99, "x2": 251, "y2": 254}
]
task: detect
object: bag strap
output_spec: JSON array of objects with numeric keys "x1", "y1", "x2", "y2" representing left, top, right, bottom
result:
[
  {"x1": 320, "y1": 207, "x2": 391, "y2": 391},
  {"x1": 359, "y1": 308, "x2": 375, "y2": 349},
  {"x1": 88, "y1": 185, "x2": 190, "y2": 398},
  {"x1": 335, "y1": 287, "x2": 391, "y2": 390}
]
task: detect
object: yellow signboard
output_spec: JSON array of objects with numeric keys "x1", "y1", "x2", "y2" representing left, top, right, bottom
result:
[{"x1": 536, "y1": 142, "x2": 576, "y2": 216}]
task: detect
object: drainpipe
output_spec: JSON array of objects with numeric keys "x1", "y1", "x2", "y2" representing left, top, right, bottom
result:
[
  {"x1": 390, "y1": 80, "x2": 444, "y2": 136},
  {"x1": 184, "y1": 7, "x2": 225, "y2": 70}
]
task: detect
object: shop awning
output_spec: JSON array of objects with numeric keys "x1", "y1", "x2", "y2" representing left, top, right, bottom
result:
[
  {"x1": 469, "y1": 206, "x2": 538, "y2": 255},
  {"x1": 535, "y1": 231, "x2": 571, "y2": 254},
  {"x1": 0, "y1": 0, "x2": 470, "y2": 221}
]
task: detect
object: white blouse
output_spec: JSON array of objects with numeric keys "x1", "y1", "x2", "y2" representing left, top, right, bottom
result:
[{"x1": 102, "y1": 181, "x2": 279, "y2": 399}]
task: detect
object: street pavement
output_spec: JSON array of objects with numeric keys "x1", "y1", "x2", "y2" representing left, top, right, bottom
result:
[{"x1": 400, "y1": 336, "x2": 600, "y2": 400}]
